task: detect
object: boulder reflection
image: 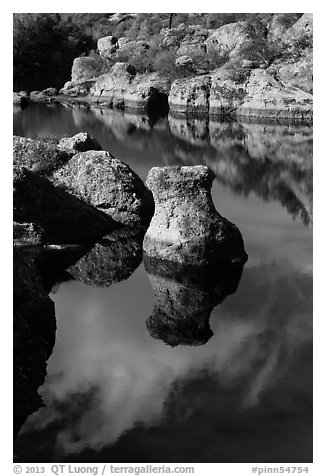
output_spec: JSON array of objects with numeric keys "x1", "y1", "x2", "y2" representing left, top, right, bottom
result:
[{"x1": 144, "y1": 255, "x2": 244, "y2": 347}]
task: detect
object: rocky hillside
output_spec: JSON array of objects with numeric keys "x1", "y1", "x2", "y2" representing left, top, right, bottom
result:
[{"x1": 17, "y1": 13, "x2": 313, "y2": 120}]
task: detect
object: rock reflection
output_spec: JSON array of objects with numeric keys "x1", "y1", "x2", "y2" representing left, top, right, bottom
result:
[
  {"x1": 69, "y1": 228, "x2": 144, "y2": 287},
  {"x1": 144, "y1": 256, "x2": 244, "y2": 346}
]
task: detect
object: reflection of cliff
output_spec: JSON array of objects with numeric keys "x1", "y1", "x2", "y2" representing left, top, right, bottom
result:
[
  {"x1": 14, "y1": 229, "x2": 144, "y2": 439},
  {"x1": 13, "y1": 245, "x2": 87, "y2": 438},
  {"x1": 144, "y1": 256, "x2": 244, "y2": 346},
  {"x1": 169, "y1": 116, "x2": 313, "y2": 226}
]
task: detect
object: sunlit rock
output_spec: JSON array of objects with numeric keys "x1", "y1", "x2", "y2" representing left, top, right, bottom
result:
[
  {"x1": 52, "y1": 150, "x2": 154, "y2": 228},
  {"x1": 143, "y1": 165, "x2": 248, "y2": 265},
  {"x1": 14, "y1": 166, "x2": 116, "y2": 245}
]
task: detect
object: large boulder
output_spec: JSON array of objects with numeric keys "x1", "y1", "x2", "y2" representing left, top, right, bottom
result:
[
  {"x1": 14, "y1": 166, "x2": 117, "y2": 245},
  {"x1": 52, "y1": 150, "x2": 154, "y2": 228},
  {"x1": 143, "y1": 165, "x2": 248, "y2": 265}
]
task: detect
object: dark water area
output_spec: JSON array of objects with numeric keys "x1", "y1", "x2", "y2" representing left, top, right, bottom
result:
[
  {"x1": 13, "y1": 71, "x2": 70, "y2": 93},
  {"x1": 13, "y1": 102, "x2": 313, "y2": 463}
]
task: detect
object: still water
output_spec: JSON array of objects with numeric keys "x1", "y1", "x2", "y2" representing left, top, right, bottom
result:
[{"x1": 13, "y1": 103, "x2": 313, "y2": 463}]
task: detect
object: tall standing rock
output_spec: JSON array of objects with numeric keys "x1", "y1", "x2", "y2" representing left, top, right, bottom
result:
[{"x1": 143, "y1": 165, "x2": 248, "y2": 265}]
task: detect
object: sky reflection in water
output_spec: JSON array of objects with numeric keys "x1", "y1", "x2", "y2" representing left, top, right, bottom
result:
[{"x1": 14, "y1": 104, "x2": 312, "y2": 463}]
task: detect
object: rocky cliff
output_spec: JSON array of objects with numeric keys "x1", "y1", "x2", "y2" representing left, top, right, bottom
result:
[{"x1": 45, "y1": 13, "x2": 312, "y2": 120}]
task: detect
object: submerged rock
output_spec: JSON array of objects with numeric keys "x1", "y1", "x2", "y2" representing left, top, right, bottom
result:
[
  {"x1": 14, "y1": 166, "x2": 117, "y2": 245},
  {"x1": 143, "y1": 165, "x2": 248, "y2": 265},
  {"x1": 144, "y1": 256, "x2": 244, "y2": 347},
  {"x1": 52, "y1": 150, "x2": 154, "y2": 228}
]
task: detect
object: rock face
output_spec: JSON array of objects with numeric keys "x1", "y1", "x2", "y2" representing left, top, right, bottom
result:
[
  {"x1": 90, "y1": 63, "x2": 170, "y2": 111},
  {"x1": 52, "y1": 150, "x2": 154, "y2": 228},
  {"x1": 69, "y1": 228, "x2": 144, "y2": 287},
  {"x1": 14, "y1": 166, "x2": 117, "y2": 245},
  {"x1": 168, "y1": 75, "x2": 211, "y2": 114},
  {"x1": 71, "y1": 57, "x2": 102, "y2": 83},
  {"x1": 143, "y1": 165, "x2": 248, "y2": 265},
  {"x1": 169, "y1": 67, "x2": 313, "y2": 120},
  {"x1": 144, "y1": 256, "x2": 244, "y2": 347}
]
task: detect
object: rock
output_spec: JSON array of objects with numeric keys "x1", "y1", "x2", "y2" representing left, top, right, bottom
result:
[
  {"x1": 175, "y1": 55, "x2": 194, "y2": 68},
  {"x1": 144, "y1": 255, "x2": 244, "y2": 347},
  {"x1": 41, "y1": 87, "x2": 58, "y2": 96},
  {"x1": 143, "y1": 165, "x2": 248, "y2": 265},
  {"x1": 267, "y1": 13, "x2": 303, "y2": 42},
  {"x1": 168, "y1": 75, "x2": 211, "y2": 114},
  {"x1": 14, "y1": 222, "x2": 44, "y2": 246},
  {"x1": 91, "y1": 64, "x2": 169, "y2": 111},
  {"x1": 118, "y1": 37, "x2": 130, "y2": 49},
  {"x1": 13, "y1": 92, "x2": 29, "y2": 107},
  {"x1": 52, "y1": 150, "x2": 154, "y2": 228},
  {"x1": 71, "y1": 57, "x2": 103, "y2": 83},
  {"x1": 236, "y1": 69, "x2": 313, "y2": 120},
  {"x1": 57, "y1": 133, "x2": 102, "y2": 153},
  {"x1": 205, "y1": 21, "x2": 256, "y2": 59},
  {"x1": 13, "y1": 136, "x2": 70, "y2": 176},
  {"x1": 69, "y1": 228, "x2": 144, "y2": 287},
  {"x1": 119, "y1": 40, "x2": 150, "y2": 56},
  {"x1": 97, "y1": 35, "x2": 119, "y2": 59},
  {"x1": 273, "y1": 49, "x2": 313, "y2": 94},
  {"x1": 177, "y1": 41, "x2": 207, "y2": 58},
  {"x1": 169, "y1": 67, "x2": 313, "y2": 119},
  {"x1": 90, "y1": 62, "x2": 136, "y2": 105},
  {"x1": 282, "y1": 13, "x2": 313, "y2": 46},
  {"x1": 14, "y1": 166, "x2": 117, "y2": 244}
]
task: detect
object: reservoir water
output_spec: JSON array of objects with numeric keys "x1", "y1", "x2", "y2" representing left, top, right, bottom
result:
[{"x1": 13, "y1": 102, "x2": 313, "y2": 463}]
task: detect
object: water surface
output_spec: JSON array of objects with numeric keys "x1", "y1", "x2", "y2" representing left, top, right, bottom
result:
[{"x1": 13, "y1": 103, "x2": 313, "y2": 463}]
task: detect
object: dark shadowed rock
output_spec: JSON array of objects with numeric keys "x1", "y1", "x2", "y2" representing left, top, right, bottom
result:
[
  {"x1": 69, "y1": 228, "x2": 144, "y2": 287},
  {"x1": 52, "y1": 150, "x2": 154, "y2": 228},
  {"x1": 144, "y1": 256, "x2": 244, "y2": 347},
  {"x1": 143, "y1": 165, "x2": 248, "y2": 265},
  {"x1": 14, "y1": 166, "x2": 117, "y2": 245}
]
